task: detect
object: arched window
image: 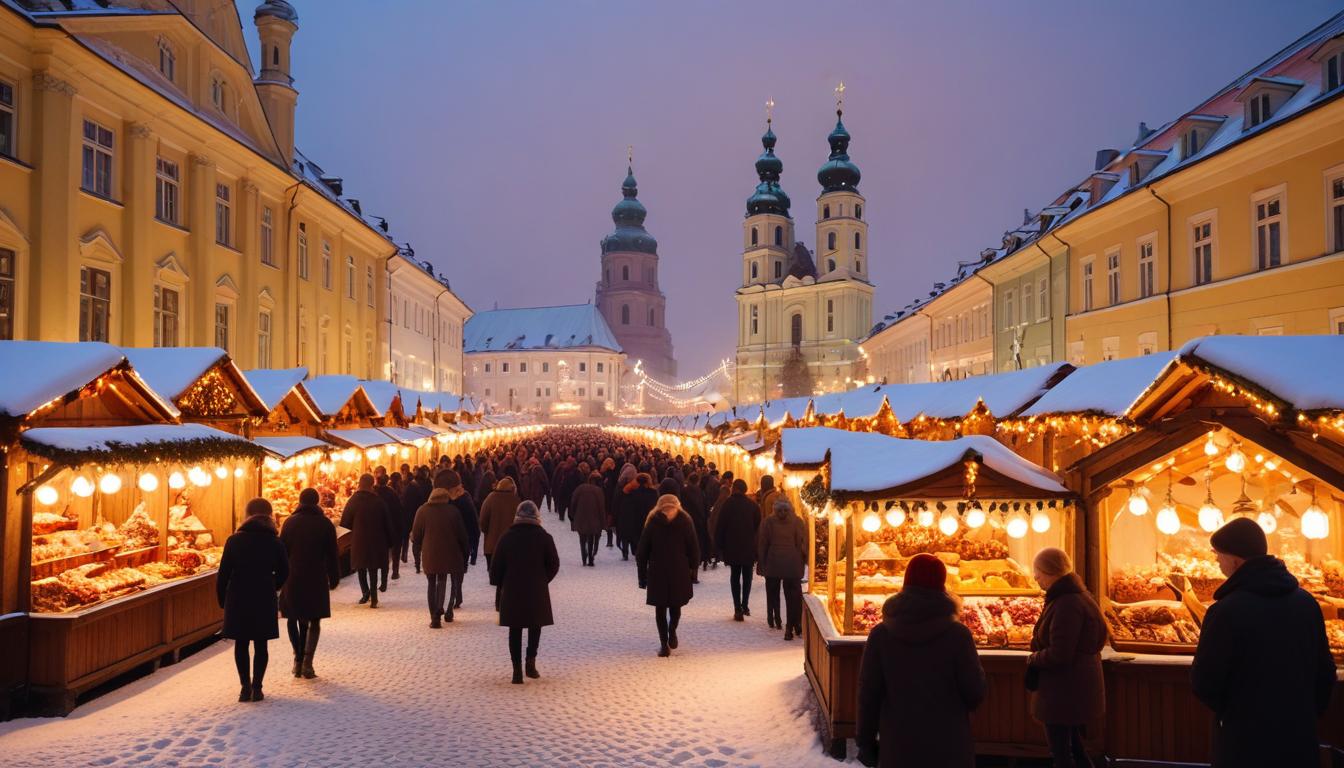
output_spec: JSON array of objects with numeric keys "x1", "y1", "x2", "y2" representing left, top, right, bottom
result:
[
  {"x1": 750, "y1": 262, "x2": 758, "y2": 280},
  {"x1": 648, "y1": 307, "x2": 655, "y2": 326},
  {"x1": 855, "y1": 204, "x2": 863, "y2": 220},
  {"x1": 855, "y1": 232, "x2": 862, "y2": 249},
  {"x1": 272, "y1": 46, "x2": 280, "y2": 67},
  {"x1": 621, "y1": 304, "x2": 630, "y2": 325},
  {"x1": 826, "y1": 299, "x2": 835, "y2": 333},
  {"x1": 751, "y1": 227, "x2": 758, "y2": 246},
  {"x1": 790, "y1": 313, "x2": 802, "y2": 348},
  {"x1": 774, "y1": 226, "x2": 783, "y2": 246},
  {"x1": 621, "y1": 265, "x2": 629, "y2": 281},
  {"x1": 773, "y1": 260, "x2": 782, "y2": 279},
  {"x1": 856, "y1": 258, "x2": 862, "y2": 273},
  {"x1": 827, "y1": 232, "x2": 836, "y2": 250},
  {"x1": 823, "y1": 204, "x2": 830, "y2": 219},
  {"x1": 827, "y1": 258, "x2": 836, "y2": 272},
  {"x1": 345, "y1": 254, "x2": 355, "y2": 299}
]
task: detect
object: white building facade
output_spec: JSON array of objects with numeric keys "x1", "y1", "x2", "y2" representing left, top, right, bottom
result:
[{"x1": 385, "y1": 252, "x2": 471, "y2": 393}]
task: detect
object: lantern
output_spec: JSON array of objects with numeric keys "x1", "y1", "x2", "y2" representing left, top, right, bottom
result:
[
  {"x1": 70, "y1": 475, "x2": 95, "y2": 498},
  {"x1": 1005, "y1": 510, "x2": 1029, "y2": 539},
  {"x1": 138, "y1": 472, "x2": 160, "y2": 493},
  {"x1": 98, "y1": 473, "x2": 122, "y2": 494},
  {"x1": 861, "y1": 511, "x2": 880, "y2": 533},
  {"x1": 1302, "y1": 502, "x2": 1330, "y2": 540},
  {"x1": 938, "y1": 511, "x2": 959, "y2": 536},
  {"x1": 964, "y1": 503, "x2": 986, "y2": 529},
  {"x1": 168, "y1": 471, "x2": 187, "y2": 489},
  {"x1": 35, "y1": 485, "x2": 59, "y2": 506},
  {"x1": 1030, "y1": 509, "x2": 1051, "y2": 533}
]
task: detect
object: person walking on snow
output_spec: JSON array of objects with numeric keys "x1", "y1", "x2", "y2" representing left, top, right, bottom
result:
[
  {"x1": 279, "y1": 488, "x2": 339, "y2": 680},
  {"x1": 637, "y1": 494, "x2": 700, "y2": 657},
  {"x1": 339, "y1": 473, "x2": 395, "y2": 608},
  {"x1": 757, "y1": 497, "x2": 807, "y2": 639},
  {"x1": 479, "y1": 476, "x2": 522, "y2": 569},
  {"x1": 490, "y1": 500, "x2": 560, "y2": 684},
  {"x1": 411, "y1": 470, "x2": 471, "y2": 627},
  {"x1": 373, "y1": 473, "x2": 403, "y2": 586},
  {"x1": 570, "y1": 471, "x2": 607, "y2": 567},
  {"x1": 617, "y1": 472, "x2": 659, "y2": 561},
  {"x1": 715, "y1": 479, "x2": 761, "y2": 621},
  {"x1": 217, "y1": 498, "x2": 289, "y2": 703}
]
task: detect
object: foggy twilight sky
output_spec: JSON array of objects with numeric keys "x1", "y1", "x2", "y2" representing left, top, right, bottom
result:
[{"x1": 239, "y1": 0, "x2": 1342, "y2": 380}]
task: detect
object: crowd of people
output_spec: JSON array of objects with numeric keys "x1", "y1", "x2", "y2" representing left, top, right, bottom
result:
[{"x1": 213, "y1": 427, "x2": 1336, "y2": 767}]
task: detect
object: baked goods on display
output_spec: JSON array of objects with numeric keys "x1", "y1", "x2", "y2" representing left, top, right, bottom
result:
[
  {"x1": 32, "y1": 507, "x2": 78, "y2": 535},
  {"x1": 1109, "y1": 564, "x2": 1171, "y2": 604},
  {"x1": 851, "y1": 599, "x2": 882, "y2": 633},
  {"x1": 1326, "y1": 620, "x2": 1344, "y2": 659},
  {"x1": 117, "y1": 504, "x2": 160, "y2": 549},
  {"x1": 1324, "y1": 560, "x2": 1344, "y2": 599},
  {"x1": 959, "y1": 596, "x2": 1043, "y2": 648},
  {"x1": 1104, "y1": 601, "x2": 1201, "y2": 645}
]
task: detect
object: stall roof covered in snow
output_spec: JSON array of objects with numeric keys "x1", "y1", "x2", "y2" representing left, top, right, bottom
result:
[
  {"x1": 0, "y1": 341, "x2": 130, "y2": 418},
  {"x1": 1019, "y1": 353, "x2": 1176, "y2": 419},
  {"x1": 826, "y1": 433, "x2": 1072, "y2": 500},
  {"x1": 243, "y1": 368, "x2": 311, "y2": 413},
  {"x1": 21, "y1": 424, "x2": 262, "y2": 466},
  {"x1": 464, "y1": 304, "x2": 622, "y2": 353},
  {"x1": 359, "y1": 380, "x2": 402, "y2": 417},
  {"x1": 883, "y1": 363, "x2": 1070, "y2": 421},
  {"x1": 759, "y1": 396, "x2": 814, "y2": 427},
  {"x1": 810, "y1": 385, "x2": 890, "y2": 420},
  {"x1": 304, "y1": 375, "x2": 368, "y2": 418},
  {"x1": 1176, "y1": 335, "x2": 1344, "y2": 412},
  {"x1": 325, "y1": 428, "x2": 399, "y2": 450},
  {"x1": 779, "y1": 427, "x2": 894, "y2": 469},
  {"x1": 122, "y1": 347, "x2": 227, "y2": 401},
  {"x1": 379, "y1": 426, "x2": 426, "y2": 445},
  {"x1": 253, "y1": 435, "x2": 332, "y2": 460}
]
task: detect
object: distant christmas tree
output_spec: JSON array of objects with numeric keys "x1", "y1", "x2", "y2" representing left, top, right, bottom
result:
[{"x1": 779, "y1": 349, "x2": 814, "y2": 398}]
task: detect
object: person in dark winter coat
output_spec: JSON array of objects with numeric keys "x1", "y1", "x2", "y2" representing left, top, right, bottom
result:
[
  {"x1": 679, "y1": 474, "x2": 710, "y2": 574},
  {"x1": 442, "y1": 470, "x2": 480, "y2": 605},
  {"x1": 400, "y1": 468, "x2": 431, "y2": 572},
  {"x1": 757, "y1": 497, "x2": 807, "y2": 639},
  {"x1": 520, "y1": 459, "x2": 550, "y2": 510},
  {"x1": 373, "y1": 474, "x2": 403, "y2": 586},
  {"x1": 489, "y1": 501, "x2": 560, "y2": 684},
  {"x1": 1191, "y1": 518, "x2": 1336, "y2": 768},
  {"x1": 714, "y1": 479, "x2": 761, "y2": 621},
  {"x1": 554, "y1": 461, "x2": 582, "y2": 523},
  {"x1": 637, "y1": 494, "x2": 700, "y2": 657},
  {"x1": 617, "y1": 473, "x2": 659, "y2": 561},
  {"x1": 411, "y1": 471, "x2": 471, "y2": 627},
  {"x1": 706, "y1": 471, "x2": 734, "y2": 566},
  {"x1": 1027, "y1": 548, "x2": 1106, "y2": 768},
  {"x1": 478, "y1": 476, "x2": 522, "y2": 568},
  {"x1": 570, "y1": 472, "x2": 607, "y2": 566},
  {"x1": 339, "y1": 474, "x2": 395, "y2": 608},
  {"x1": 279, "y1": 489, "x2": 339, "y2": 680},
  {"x1": 218, "y1": 499, "x2": 289, "y2": 703},
  {"x1": 857, "y1": 553, "x2": 986, "y2": 768}
]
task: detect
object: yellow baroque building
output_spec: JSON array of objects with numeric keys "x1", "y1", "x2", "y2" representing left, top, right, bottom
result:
[{"x1": 0, "y1": 0, "x2": 418, "y2": 377}]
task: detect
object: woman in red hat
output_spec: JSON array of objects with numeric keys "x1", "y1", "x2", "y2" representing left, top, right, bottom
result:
[{"x1": 856, "y1": 552, "x2": 986, "y2": 767}]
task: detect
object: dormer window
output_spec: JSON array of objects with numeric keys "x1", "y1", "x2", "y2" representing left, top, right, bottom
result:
[
  {"x1": 1181, "y1": 129, "x2": 1200, "y2": 158},
  {"x1": 1173, "y1": 115, "x2": 1224, "y2": 161},
  {"x1": 1237, "y1": 76, "x2": 1302, "y2": 130},
  {"x1": 1248, "y1": 92, "x2": 1271, "y2": 127},
  {"x1": 158, "y1": 39, "x2": 175, "y2": 82},
  {"x1": 1310, "y1": 33, "x2": 1344, "y2": 95},
  {"x1": 211, "y1": 76, "x2": 228, "y2": 113},
  {"x1": 1127, "y1": 149, "x2": 1166, "y2": 185}
]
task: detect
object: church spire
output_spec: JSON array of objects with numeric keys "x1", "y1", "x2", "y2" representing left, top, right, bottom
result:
[
  {"x1": 819, "y1": 82, "x2": 861, "y2": 193},
  {"x1": 747, "y1": 98, "x2": 791, "y2": 217},
  {"x1": 603, "y1": 152, "x2": 657, "y2": 255}
]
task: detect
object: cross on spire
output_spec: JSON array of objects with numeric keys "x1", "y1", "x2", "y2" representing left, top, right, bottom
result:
[
  {"x1": 627, "y1": 144, "x2": 633, "y2": 167},
  {"x1": 765, "y1": 97, "x2": 775, "y2": 126},
  {"x1": 835, "y1": 81, "x2": 846, "y2": 115}
]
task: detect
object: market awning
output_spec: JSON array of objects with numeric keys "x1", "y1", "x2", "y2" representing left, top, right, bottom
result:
[
  {"x1": 0, "y1": 341, "x2": 178, "y2": 424},
  {"x1": 1019, "y1": 353, "x2": 1176, "y2": 419},
  {"x1": 304, "y1": 376, "x2": 378, "y2": 420},
  {"x1": 124, "y1": 347, "x2": 267, "y2": 417},
  {"x1": 778, "y1": 427, "x2": 894, "y2": 470},
  {"x1": 404, "y1": 425, "x2": 438, "y2": 438},
  {"x1": 324, "y1": 427, "x2": 400, "y2": 449},
  {"x1": 378, "y1": 426, "x2": 429, "y2": 444},
  {"x1": 253, "y1": 435, "x2": 332, "y2": 460},
  {"x1": 810, "y1": 385, "x2": 890, "y2": 421},
  {"x1": 20, "y1": 424, "x2": 263, "y2": 468}
]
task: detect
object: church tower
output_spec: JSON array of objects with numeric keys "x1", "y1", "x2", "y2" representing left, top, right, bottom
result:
[
  {"x1": 741, "y1": 103, "x2": 795, "y2": 288},
  {"x1": 253, "y1": 0, "x2": 299, "y2": 168},
  {"x1": 815, "y1": 87, "x2": 868, "y2": 281},
  {"x1": 595, "y1": 159, "x2": 677, "y2": 383}
]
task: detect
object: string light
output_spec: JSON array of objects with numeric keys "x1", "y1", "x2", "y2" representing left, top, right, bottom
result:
[
  {"x1": 1224, "y1": 441, "x2": 1247, "y2": 473},
  {"x1": 168, "y1": 471, "x2": 186, "y2": 489},
  {"x1": 916, "y1": 507, "x2": 935, "y2": 528},
  {"x1": 214, "y1": 466, "x2": 229, "y2": 480},
  {"x1": 71, "y1": 475, "x2": 94, "y2": 497},
  {"x1": 35, "y1": 485, "x2": 59, "y2": 506},
  {"x1": 1005, "y1": 510, "x2": 1029, "y2": 539},
  {"x1": 1031, "y1": 509, "x2": 1052, "y2": 533},
  {"x1": 1156, "y1": 471, "x2": 1180, "y2": 535},
  {"x1": 884, "y1": 506, "x2": 905, "y2": 527},
  {"x1": 965, "y1": 502, "x2": 986, "y2": 529},
  {"x1": 938, "y1": 510, "x2": 959, "y2": 536},
  {"x1": 861, "y1": 511, "x2": 880, "y2": 533},
  {"x1": 138, "y1": 472, "x2": 159, "y2": 492},
  {"x1": 1303, "y1": 488, "x2": 1329, "y2": 540},
  {"x1": 1127, "y1": 487, "x2": 1150, "y2": 516},
  {"x1": 98, "y1": 472, "x2": 122, "y2": 494}
]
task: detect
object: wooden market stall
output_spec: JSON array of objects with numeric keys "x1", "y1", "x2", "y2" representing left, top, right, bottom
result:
[
  {"x1": 779, "y1": 427, "x2": 1078, "y2": 759},
  {"x1": 243, "y1": 367, "x2": 325, "y2": 439},
  {"x1": 123, "y1": 347, "x2": 268, "y2": 434}
]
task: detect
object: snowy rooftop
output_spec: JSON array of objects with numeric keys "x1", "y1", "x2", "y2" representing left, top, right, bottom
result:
[
  {"x1": 1177, "y1": 335, "x2": 1344, "y2": 412},
  {"x1": 826, "y1": 433, "x2": 1072, "y2": 498},
  {"x1": 1019, "y1": 353, "x2": 1176, "y2": 419},
  {"x1": 325, "y1": 427, "x2": 400, "y2": 450},
  {"x1": 778, "y1": 427, "x2": 894, "y2": 468},
  {"x1": 303, "y1": 375, "x2": 366, "y2": 418},
  {"x1": 253, "y1": 435, "x2": 332, "y2": 460},
  {"x1": 379, "y1": 426, "x2": 427, "y2": 445},
  {"x1": 809, "y1": 385, "x2": 891, "y2": 420},
  {"x1": 243, "y1": 368, "x2": 311, "y2": 413},
  {"x1": 0, "y1": 341, "x2": 127, "y2": 418},
  {"x1": 464, "y1": 304, "x2": 622, "y2": 353},
  {"x1": 123, "y1": 347, "x2": 228, "y2": 401},
  {"x1": 359, "y1": 379, "x2": 402, "y2": 417},
  {"x1": 21, "y1": 424, "x2": 261, "y2": 465}
]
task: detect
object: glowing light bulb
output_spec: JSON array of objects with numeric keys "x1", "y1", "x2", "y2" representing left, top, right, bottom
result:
[
  {"x1": 1127, "y1": 489, "x2": 1150, "y2": 516},
  {"x1": 366, "y1": 449, "x2": 381, "y2": 461},
  {"x1": 138, "y1": 472, "x2": 159, "y2": 493},
  {"x1": 916, "y1": 508, "x2": 935, "y2": 528},
  {"x1": 400, "y1": 447, "x2": 411, "y2": 459},
  {"x1": 1224, "y1": 447, "x2": 1246, "y2": 474},
  {"x1": 35, "y1": 485, "x2": 59, "y2": 506},
  {"x1": 1257, "y1": 510, "x2": 1278, "y2": 535},
  {"x1": 385, "y1": 445, "x2": 397, "y2": 457},
  {"x1": 168, "y1": 471, "x2": 186, "y2": 489},
  {"x1": 938, "y1": 511, "x2": 959, "y2": 536},
  {"x1": 70, "y1": 475, "x2": 95, "y2": 498},
  {"x1": 1156, "y1": 503, "x2": 1181, "y2": 535},
  {"x1": 213, "y1": 466, "x2": 228, "y2": 480},
  {"x1": 965, "y1": 504, "x2": 986, "y2": 529},
  {"x1": 861, "y1": 512, "x2": 880, "y2": 533},
  {"x1": 1006, "y1": 511, "x2": 1029, "y2": 539},
  {"x1": 1302, "y1": 504, "x2": 1330, "y2": 540},
  {"x1": 884, "y1": 508, "x2": 905, "y2": 527},
  {"x1": 98, "y1": 473, "x2": 122, "y2": 494},
  {"x1": 264, "y1": 457, "x2": 282, "y2": 472},
  {"x1": 1198, "y1": 499, "x2": 1224, "y2": 533},
  {"x1": 830, "y1": 510, "x2": 844, "y2": 526},
  {"x1": 1031, "y1": 510, "x2": 1052, "y2": 533},
  {"x1": 233, "y1": 467, "x2": 245, "y2": 478},
  {"x1": 1203, "y1": 434, "x2": 1219, "y2": 457},
  {"x1": 189, "y1": 466, "x2": 212, "y2": 487}
]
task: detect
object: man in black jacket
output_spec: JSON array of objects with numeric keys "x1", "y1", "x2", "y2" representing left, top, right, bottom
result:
[
  {"x1": 373, "y1": 473, "x2": 403, "y2": 587},
  {"x1": 714, "y1": 479, "x2": 761, "y2": 621},
  {"x1": 1191, "y1": 517, "x2": 1336, "y2": 768}
]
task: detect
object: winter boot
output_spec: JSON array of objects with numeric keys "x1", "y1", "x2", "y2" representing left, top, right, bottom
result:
[
  {"x1": 667, "y1": 629, "x2": 678, "y2": 650},
  {"x1": 250, "y1": 685, "x2": 264, "y2": 702},
  {"x1": 658, "y1": 644, "x2": 671, "y2": 658},
  {"x1": 525, "y1": 657, "x2": 540, "y2": 679},
  {"x1": 301, "y1": 626, "x2": 320, "y2": 679},
  {"x1": 292, "y1": 657, "x2": 303, "y2": 678},
  {"x1": 239, "y1": 685, "x2": 251, "y2": 702},
  {"x1": 369, "y1": 591, "x2": 379, "y2": 609},
  {"x1": 511, "y1": 663, "x2": 524, "y2": 685},
  {"x1": 358, "y1": 592, "x2": 370, "y2": 605}
]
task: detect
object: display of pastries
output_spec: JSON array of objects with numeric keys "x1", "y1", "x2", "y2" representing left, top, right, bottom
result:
[
  {"x1": 117, "y1": 504, "x2": 160, "y2": 549},
  {"x1": 1105, "y1": 601, "x2": 1201, "y2": 645}
]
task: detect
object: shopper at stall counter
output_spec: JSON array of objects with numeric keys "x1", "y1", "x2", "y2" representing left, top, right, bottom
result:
[
  {"x1": 279, "y1": 488, "x2": 339, "y2": 680},
  {"x1": 1191, "y1": 517, "x2": 1336, "y2": 768},
  {"x1": 1026, "y1": 547, "x2": 1106, "y2": 768},
  {"x1": 217, "y1": 498, "x2": 289, "y2": 703},
  {"x1": 856, "y1": 553, "x2": 986, "y2": 768},
  {"x1": 489, "y1": 500, "x2": 560, "y2": 684}
]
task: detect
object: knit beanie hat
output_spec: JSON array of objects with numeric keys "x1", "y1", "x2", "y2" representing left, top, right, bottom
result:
[
  {"x1": 434, "y1": 469, "x2": 461, "y2": 490},
  {"x1": 903, "y1": 553, "x2": 947, "y2": 591},
  {"x1": 245, "y1": 497, "x2": 273, "y2": 519},
  {"x1": 514, "y1": 500, "x2": 541, "y2": 524},
  {"x1": 1210, "y1": 516, "x2": 1268, "y2": 559}
]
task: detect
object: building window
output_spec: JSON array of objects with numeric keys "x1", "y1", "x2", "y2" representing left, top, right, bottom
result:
[
  {"x1": 297, "y1": 223, "x2": 309, "y2": 280},
  {"x1": 622, "y1": 265, "x2": 629, "y2": 281},
  {"x1": 0, "y1": 80, "x2": 14, "y2": 158},
  {"x1": 773, "y1": 260, "x2": 782, "y2": 279},
  {"x1": 214, "y1": 302, "x2": 230, "y2": 352},
  {"x1": 1081, "y1": 261, "x2": 1094, "y2": 312},
  {"x1": 1138, "y1": 331, "x2": 1157, "y2": 355},
  {"x1": 81, "y1": 119, "x2": 114, "y2": 198},
  {"x1": 319, "y1": 326, "x2": 330, "y2": 372},
  {"x1": 855, "y1": 232, "x2": 861, "y2": 249},
  {"x1": 823, "y1": 204, "x2": 830, "y2": 219},
  {"x1": 321, "y1": 240, "x2": 332, "y2": 290},
  {"x1": 827, "y1": 232, "x2": 836, "y2": 250},
  {"x1": 597, "y1": 362, "x2": 605, "y2": 373},
  {"x1": 520, "y1": 362, "x2": 527, "y2": 373},
  {"x1": 1106, "y1": 250, "x2": 1121, "y2": 305},
  {"x1": 484, "y1": 363, "x2": 491, "y2": 373},
  {"x1": 1023, "y1": 279, "x2": 1035, "y2": 323},
  {"x1": 215, "y1": 183, "x2": 232, "y2": 246},
  {"x1": 155, "y1": 157, "x2": 180, "y2": 224},
  {"x1": 1326, "y1": 51, "x2": 1343, "y2": 93},
  {"x1": 1101, "y1": 336, "x2": 1120, "y2": 361},
  {"x1": 856, "y1": 258, "x2": 862, "y2": 273},
  {"x1": 826, "y1": 299, "x2": 835, "y2": 333},
  {"x1": 259, "y1": 206, "x2": 275, "y2": 266},
  {"x1": 211, "y1": 77, "x2": 226, "y2": 112},
  {"x1": 751, "y1": 227, "x2": 758, "y2": 246},
  {"x1": 597, "y1": 387, "x2": 604, "y2": 397},
  {"x1": 542, "y1": 362, "x2": 550, "y2": 373},
  {"x1": 750, "y1": 304, "x2": 759, "y2": 336},
  {"x1": 1254, "y1": 193, "x2": 1283, "y2": 270},
  {"x1": 77, "y1": 267, "x2": 111, "y2": 342},
  {"x1": 1193, "y1": 219, "x2": 1214, "y2": 285},
  {"x1": 1004, "y1": 289, "x2": 1016, "y2": 328},
  {"x1": 1330, "y1": 307, "x2": 1344, "y2": 335},
  {"x1": 158, "y1": 39, "x2": 175, "y2": 81},
  {"x1": 578, "y1": 388, "x2": 586, "y2": 397},
  {"x1": 790, "y1": 313, "x2": 802, "y2": 348},
  {"x1": 855, "y1": 204, "x2": 862, "y2": 220},
  {"x1": 257, "y1": 310, "x2": 271, "y2": 367},
  {"x1": 1331, "y1": 175, "x2": 1344, "y2": 254},
  {"x1": 750, "y1": 261, "x2": 758, "y2": 280},
  {"x1": 827, "y1": 258, "x2": 836, "y2": 272},
  {"x1": 502, "y1": 362, "x2": 510, "y2": 373},
  {"x1": 579, "y1": 362, "x2": 587, "y2": 372},
  {"x1": 648, "y1": 307, "x2": 655, "y2": 325},
  {"x1": 1037, "y1": 278, "x2": 1049, "y2": 321},
  {"x1": 345, "y1": 254, "x2": 355, "y2": 299},
  {"x1": 1247, "y1": 92, "x2": 1272, "y2": 128},
  {"x1": 620, "y1": 304, "x2": 630, "y2": 325},
  {"x1": 535, "y1": 387, "x2": 541, "y2": 398},
  {"x1": 366, "y1": 265, "x2": 375, "y2": 306},
  {"x1": 0, "y1": 248, "x2": 12, "y2": 340},
  {"x1": 153, "y1": 285, "x2": 179, "y2": 347},
  {"x1": 1181, "y1": 129, "x2": 1200, "y2": 159},
  {"x1": 774, "y1": 226, "x2": 783, "y2": 246},
  {"x1": 1138, "y1": 239, "x2": 1155, "y2": 298}
]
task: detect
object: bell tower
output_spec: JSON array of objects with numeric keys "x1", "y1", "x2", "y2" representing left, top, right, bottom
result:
[
  {"x1": 254, "y1": 0, "x2": 299, "y2": 167},
  {"x1": 741, "y1": 99, "x2": 794, "y2": 287},
  {"x1": 815, "y1": 82, "x2": 868, "y2": 280}
]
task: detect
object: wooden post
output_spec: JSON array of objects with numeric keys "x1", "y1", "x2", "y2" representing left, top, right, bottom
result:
[{"x1": 843, "y1": 511, "x2": 855, "y2": 635}]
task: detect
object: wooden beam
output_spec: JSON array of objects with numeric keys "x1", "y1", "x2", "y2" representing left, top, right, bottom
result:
[{"x1": 1220, "y1": 416, "x2": 1344, "y2": 493}]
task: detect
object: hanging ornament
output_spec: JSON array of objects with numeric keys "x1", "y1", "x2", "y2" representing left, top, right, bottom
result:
[
  {"x1": 1224, "y1": 441, "x2": 1247, "y2": 474},
  {"x1": 35, "y1": 485, "x2": 59, "y2": 506},
  {"x1": 938, "y1": 510, "x2": 959, "y2": 536},
  {"x1": 138, "y1": 472, "x2": 159, "y2": 493},
  {"x1": 861, "y1": 511, "x2": 881, "y2": 533},
  {"x1": 1198, "y1": 497, "x2": 1224, "y2": 533},
  {"x1": 965, "y1": 502, "x2": 986, "y2": 529},
  {"x1": 168, "y1": 471, "x2": 186, "y2": 490},
  {"x1": 1127, "y1": 487, "x2": 1150, "y2": 516},
  {"x1": 213, "y1": 466, "x2": 229, "y2": 480},
  {"x1": 1302, "y1": 489, "x2": 1329, "y2": 540},
  {"x1": 1203, "y1": 433, "x2": 1219, "y2": 457},
  {"x1": 1155, "y1": 470, "x2": 1180, "y2": 534},
  {"x1": 1006, "y1": 510, "x2": 1029, "y2": 539},
  {"x1": 1031, "y1": 509, "x2": 1051, "y2": 533},
  {"x1": 70, "y1": 475, "x2": 95, "y2": 498},
  {"x1": 98, "y1": 473, "x2": 122, "y2": 494},
  {"x1": 1257, "y1": 509, "x2": 1278, "y2": 535}
]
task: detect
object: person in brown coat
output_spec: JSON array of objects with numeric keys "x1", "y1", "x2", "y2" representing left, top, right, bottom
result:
[
  {"x1": 489, "y1": 501, "x2": 560, "y2": 684},
  {"x1": 757, "y1": 497, "x2": 807, "y2": 640},
  {"x1": 857, "y1": 553, "x2": 986, "y2": 768},
  {"x1": 1028, "y1": 547, "x2": 1107, "y2": 768},
  {"x1": 519, "y1": 458, "x2": 550, "y2": 509},
  {"x1": 339, "y1": 474, "x2": 395, "y2": 608},
  {"x1": 410, "y1": 470, "x2": 471, "y2": 627},
  {"x1": 478, "y1": 476, "x2": 522, "y2": 568},
  {"x1": 570, "y1": 472, "x2": 606, "y2": 566},
  {"x1": 279, "y1": 488, "x2": 339, "y2": 680},
  {"x1": 637, "y1": 494, "x2": 700, "y2": 657},
  {"x1": 217, "y1": 499, "x2": 289, "y2": 703}
]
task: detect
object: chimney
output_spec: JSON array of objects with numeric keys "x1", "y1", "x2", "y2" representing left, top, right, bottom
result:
[
  {"x1": 347, "y1": 198, "x2": 362, "y2": 215},
  {"x1": 319, "y1": 176, "x2": 343, "y2": 197},
  {"x1": 1094, "y1": 149, "x2": 1120, "y2": 171},
  {"x1": 254, "y1": 2, "x2": 299, "y2": 168},
  {"x1": 1135, "y1": 121, "x2": 1154, "y2": 145}
]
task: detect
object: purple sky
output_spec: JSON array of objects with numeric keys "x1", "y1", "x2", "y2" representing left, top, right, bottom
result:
[{"x1": 240, "y1": 0, "x2": 1341, "y2": 380}]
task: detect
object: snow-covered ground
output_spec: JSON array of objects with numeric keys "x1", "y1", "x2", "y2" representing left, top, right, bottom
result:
[{"x1": 0, "y1": 510, "x2": 839, "y2": 768}]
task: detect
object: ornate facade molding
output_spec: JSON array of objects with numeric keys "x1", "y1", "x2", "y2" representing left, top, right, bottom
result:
[
  {"x1": 32, "y1": 72, "x2": 76, "y2": 97},
  {"x1": 190, "y1": 153, "x2": 214, "y2": 168},
  {"x1": 128, "y1": 123, "x2": 154, "y2": 140}
]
